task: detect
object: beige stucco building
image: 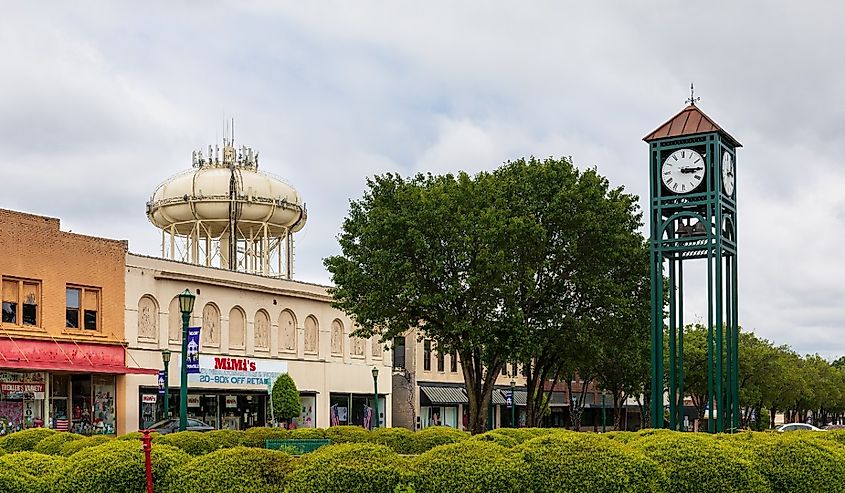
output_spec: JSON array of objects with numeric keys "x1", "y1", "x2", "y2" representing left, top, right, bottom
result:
[{"x1": 123, "y1": 253, "x2": 391, "y2": 431}]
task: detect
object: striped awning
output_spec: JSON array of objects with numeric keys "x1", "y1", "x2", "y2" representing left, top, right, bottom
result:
[
  {"x1": 420, "y1": 385, "x2": 468, "y2": 405},
  {"x1": 496, "y1": 389, "x2": 527, "y2": 406}
]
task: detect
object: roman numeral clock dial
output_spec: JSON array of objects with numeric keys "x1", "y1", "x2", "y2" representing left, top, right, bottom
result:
[{"x1": 661, "y1": 148, "x2": 705, "y2": 193}]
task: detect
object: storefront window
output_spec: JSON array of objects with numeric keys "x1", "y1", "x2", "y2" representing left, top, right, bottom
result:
[
  {"x1": 329, "y1": 393, "x2": 349, "y2": 426},
  {"x1": 298, "y1": 395, "x2": 316, "y2": 428},
  {"x1": 0, "y1": 371, "x2": 45, "y2": 434},
  {"x1": 50, "y1": 374, "x2": 69, "y2": 431},
  {"x1": 92, "y1": 375, "x2": 115, "y2": 434},
  {"x1": 330, "y1": 393, "x2": 384, "y2": 429},
  {"x1": 141, "y1": 389, "x2": 266, "y2": 430},
  {"x1": 70, "y1": 374, "x2": 92, "y2": 434}
]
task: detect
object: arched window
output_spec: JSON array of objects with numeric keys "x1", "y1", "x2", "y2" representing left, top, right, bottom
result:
[
  {"x1": 279, "y1": 310, "x2": 297, "y2": 353},
  {"x1": 168, "y1": 296, "x2": 181, "y2": 342},
  {"x1": 372, "y1": 336, "x2": 383, "y2": 359},
  {"x1": 304, "y1": 315, "x2": 319, "y2": 354},
  {"x1": 229, "y1": 306, "x2": 246, "y2": 349},
  {"x1": 255, "y1": 309, "x2": 270, "y2": 349},
  {"x1": 202, "y1": 303, "x2": 220, "y2": 347},
  {"x1": 331, "y1": 319, "x2": 344, "y2": 355},
  {"x1": 137, "y1": 295, "x2": 159, "y2": 341}
]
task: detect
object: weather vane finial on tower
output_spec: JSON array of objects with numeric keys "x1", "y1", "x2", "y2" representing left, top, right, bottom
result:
[{"x1": 685, "y1": 83, "x2": 700, "y2": 106}]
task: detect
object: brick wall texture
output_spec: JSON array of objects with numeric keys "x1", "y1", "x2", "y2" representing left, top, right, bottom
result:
[{"x1": 0, "y1": 208, "x2": 126, "y2": 343}]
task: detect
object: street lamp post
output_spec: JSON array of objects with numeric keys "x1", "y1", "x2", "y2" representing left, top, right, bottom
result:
[
  {"x1": 601, "y1": 391, "x2": 607, "y2": 433},
  {"x1": 161, "y1": 349, "x2": 171, "y2": 420},
  {"x1": 178, "y1": 289, "x2": 196, "y2": 432},
  {"x1": 371, "y1": 366, "x2": 379, "y2": 429},
  {"x1": 510, "y1": 378, "x2": 516, "y2": 428}
]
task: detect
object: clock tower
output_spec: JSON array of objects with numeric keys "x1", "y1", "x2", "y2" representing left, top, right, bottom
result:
[{"x1": 644, "y1": 96, "x2": 740, "y2": 433}]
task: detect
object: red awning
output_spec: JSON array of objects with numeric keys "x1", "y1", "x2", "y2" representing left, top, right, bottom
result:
[{"x1": 0, "y1": 338, "x2": 158, "y2": 375}]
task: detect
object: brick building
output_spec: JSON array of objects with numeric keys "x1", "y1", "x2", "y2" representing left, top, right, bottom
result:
[{"x1": 0, "y1": 209, "x2": 155, "y2": 435}]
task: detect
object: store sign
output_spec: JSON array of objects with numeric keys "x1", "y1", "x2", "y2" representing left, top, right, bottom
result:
[
  {"x1": 142, "y1": 394, "x2": 158, "y2": 404},
  {"x1": 185, "y1": 355, "x2": 287, "y2": 387},
  {"x1": 0, "y1": 383, "x2": 45, "y2": 393},
  {"x1": 225, "y1": 395, "x2": 238, "y2": 408},
  {"x1": 187, "y1": 395, "x2": 201, "y2": 407},
  {"x1": 186, "y1": 327, "x2": 201, "y2": 374}
]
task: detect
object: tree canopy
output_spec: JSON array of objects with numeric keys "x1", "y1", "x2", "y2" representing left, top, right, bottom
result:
[{"x1": 325, "y1": 157, "x2": 648, "y2": 433}]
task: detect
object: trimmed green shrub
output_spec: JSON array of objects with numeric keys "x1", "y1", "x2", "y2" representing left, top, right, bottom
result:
[
  {"x1": 0, "y1": 450, "x2": 65, "y2": 476},
  {"x1": 272, "y1": 373, "x2": 301, "y2": 425},
  {"x1": 117, "y1": 431, "x2": 160, "y2": 442},
  {"x1": 0, "y1": 428, "x2": 56, "y2": 452},
  {"x1": 485, "y1": 427, "x2": 562, "y2": 444},
  {"x1": 206, "y1": 429, "x2": 244, "y2": 449},
  {"x1": 0, "y1": 469, "x2": 38, "y2": 493},
  {"x1": 408, "y1": 426, "x2": 469, "y2": 454},
  {"x1": 33, "y1": 432, "x2": 83, "y2": 455},
  {"x1": 53, "y1": 440, "x2": 188, "y2": 493},
  {"x1": 742, "y1": 432, "x2": 845, "y2": 493},
  {"x1": 286, "y1": 443, "x2": 412, "y2": 493},
  {"x1": 156, "y1": 431, "x2": 214, "y2": 455},
  {"x1": 632, "y1": 432, "x2": 770, "y2": 493},
  {"x1": 324, "y1": 425, "x2": 371, "y2": 443},
  {"x1": 241, "y1": 426, "x2": 288, "y2": 448},
  {"x1": 469, "y1": 431, "x2": 520, "y2": 448},
  {"x1": 518, "y1": 433, "x2": 662, "y2": 493},
  {"x1": 370, "y1": 427, "x2": 416, "y2": 454},
  {"x1": 603, "y1": 431, "x2": 636, "y2": 443},
  {"x1": 166, "y1": 446, "x2": 296, "y2": 493},
  {"x1": 413, "y1": 440, "x2": 525, "y2": 492},
  {"x1": 60, "y1": 435, "x2": 112, "y2": 456},
  {"x1": 287, "y1": 427, "x2": 327, "y2": 439}
]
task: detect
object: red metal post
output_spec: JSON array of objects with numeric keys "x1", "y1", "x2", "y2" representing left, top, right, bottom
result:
[{"x1": 141, "y1": 429, "x2": 153, "y2": 493}]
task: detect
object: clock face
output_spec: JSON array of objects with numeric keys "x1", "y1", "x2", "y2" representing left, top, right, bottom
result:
[
  {"x1": 661, "y1": 149, "x2": 705, "y2": 194},
  {"x1": 722, "y1": 152, "x2": 735, "y2": 196}
]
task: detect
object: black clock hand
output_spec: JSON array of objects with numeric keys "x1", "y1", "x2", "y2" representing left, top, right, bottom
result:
[{"x1": 680, "y1": 166, "x2": 704, "y2": 173}]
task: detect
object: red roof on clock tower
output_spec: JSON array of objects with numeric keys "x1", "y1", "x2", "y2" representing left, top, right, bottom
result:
[{"x1": 643, "y1": 104, "x2": 742, "y2": 147}]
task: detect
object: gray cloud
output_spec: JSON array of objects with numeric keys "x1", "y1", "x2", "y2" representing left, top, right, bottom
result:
[{"x1": 1, "y1": 1, "x2": 843, "y2": 358}]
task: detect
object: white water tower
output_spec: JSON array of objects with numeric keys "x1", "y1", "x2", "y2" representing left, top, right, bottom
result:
[{"x1": 146, "y1": 138, "x2": 307, "y2": 278}]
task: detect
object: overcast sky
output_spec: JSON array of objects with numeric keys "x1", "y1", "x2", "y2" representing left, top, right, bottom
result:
[{"x1": 1, "y1": 2, "x2": 843, "y2": 358}]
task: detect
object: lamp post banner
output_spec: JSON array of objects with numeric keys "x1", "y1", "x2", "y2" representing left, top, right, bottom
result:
[
  {"x1": 186, "y1": 326, "x2": 201, "y2": 374},
  {"x1": 157, "y1": 371, "x2": 165, "y2": 394}
]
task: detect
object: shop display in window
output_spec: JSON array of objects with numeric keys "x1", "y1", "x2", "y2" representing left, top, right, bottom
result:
[{"x1": 0, "y1": 371, "x2": 45, "y2": 434}]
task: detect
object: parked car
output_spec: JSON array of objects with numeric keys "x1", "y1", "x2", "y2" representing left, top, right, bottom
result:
[
  {"x1": 775, "y1": 422, "x2": 823, "y2": 432},
  {"x1": 824, "y1": 424, "x2": 845, "y2": 431},
  {"x1": 146, "y1": 418, "x2": 214, "y2": 434}
]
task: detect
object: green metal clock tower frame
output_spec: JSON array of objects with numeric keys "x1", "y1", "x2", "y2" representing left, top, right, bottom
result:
[{"x1": 644, "y1": 99, "x2": 741, "y2": 433}]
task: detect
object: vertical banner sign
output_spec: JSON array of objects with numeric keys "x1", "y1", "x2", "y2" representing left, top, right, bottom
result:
[
  {"x1": 157, "y1": 371, "x2": 165, "y2": 394},
  {"x1": 186, "y1": 326, "x2": 201, "y2": 374}
]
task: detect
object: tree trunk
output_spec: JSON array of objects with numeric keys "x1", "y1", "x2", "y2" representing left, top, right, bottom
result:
[{"x1": 461, "y1": 349, "x2": 503, "y2": 435}]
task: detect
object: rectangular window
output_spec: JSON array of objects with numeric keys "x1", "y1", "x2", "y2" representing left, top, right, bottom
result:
[
  {"x1": 392, "y1": 336, "x2": 406, "y2": 369},
  {"x1": 423, "y1": 340, "x2": 431, "y2": 371},
  {"x1": 66, "y1": 288, "x2": 80, "y2": 328},
  {"x1": 66, "y1": 286, "x2": 100, "y2": 331},
  {"x1": 22, "y1": 282, "x2": 38, "y2": 326},
  {"x1": 84, "y1": 289, "x2": 99, "y2": 330},
  {"x1": 2, "y1": 278, "x2": 40, "y2": 327},
  {"x1": 511, "y1": 362, "x2": 518, "y2": 377},
  {"x1": 450, "y1": 352, "x2": 458, "y2": 373},
  {"x1": 502, "y1": 365, "x2": 508, "y2": 376},
  {"x1": 437, "y1": 351, "x2": 444, "y2": 372}
]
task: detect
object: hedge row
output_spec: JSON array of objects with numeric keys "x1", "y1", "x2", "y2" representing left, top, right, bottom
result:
[{"x1": 2, "y1": 428, "x2": 845, "y2": 492}]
